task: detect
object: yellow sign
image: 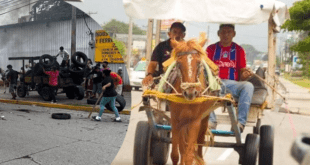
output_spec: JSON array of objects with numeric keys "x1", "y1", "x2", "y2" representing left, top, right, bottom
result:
[{"x1": 94, "y1": 30, "x2": 125, "y2": 63}]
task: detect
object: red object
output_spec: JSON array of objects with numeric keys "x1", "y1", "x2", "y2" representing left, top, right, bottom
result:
[
  {"x1": 44, "y1": 71, "x2": 59, "y2": 86},
  {"x1": 206, "y1": 42, "x2": 246, "y2": 81},
  {"x1": 110, "y1": 72, "x2": 122, "y2": 85}
]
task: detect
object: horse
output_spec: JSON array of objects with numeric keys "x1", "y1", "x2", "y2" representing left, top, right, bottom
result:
[{"x1": 167, "y1": 37, "x2": 218, "y2": 165}]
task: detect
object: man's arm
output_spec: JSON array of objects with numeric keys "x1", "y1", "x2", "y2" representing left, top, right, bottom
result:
[
  {"x1": 142, "y1": 44, "x2": 161, "y2": 86},
  {"x1": 238, "y1": 47, "x2": 252, "y2": 81}
]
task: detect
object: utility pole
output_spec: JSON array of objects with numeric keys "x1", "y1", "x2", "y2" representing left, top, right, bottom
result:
[
  {"x1": 145, "y1": 19, "x2": 154, "y2": 63},
  {"x1": 155, "y1": 20, "x2": 161, "y2": 46},
  {"x1": 71, "y1": 6, "x2": 76, "y2": 58},
  {"x1": 127, "y1": 17, "x2": 133, "y2": 72}
]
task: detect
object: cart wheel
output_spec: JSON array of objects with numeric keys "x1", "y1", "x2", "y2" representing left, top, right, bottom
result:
[
  {"x1": 152, "y1": 120, "x2": 170, "y2": 165},
  {"x1": 40, "y1": 86, "x2": 52, "y2": 101},
  {"x1": 133, "y1": 121, "x2": 153, "y2": 165},
  {"x1": 17, "y1": 85, "x2": 27, "y2": 97},
  {"x1": 243, "y1": 134, "x2": 260, "y2": 165},
  {"x1": 259, "y1": 125, "x2": 274, "y2": 165},
  {"x1": 253, "y1": 118, "x2": 261, "y2": 134}
]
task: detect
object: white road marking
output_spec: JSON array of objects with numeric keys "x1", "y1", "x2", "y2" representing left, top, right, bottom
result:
[{"x1": 217, "y1": 149, "x2": 234, "y2": 161}]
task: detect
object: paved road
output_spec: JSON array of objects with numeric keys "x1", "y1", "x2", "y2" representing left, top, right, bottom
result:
[
  {"x1": 112, "y1": 86, "x2": 310, "y2": 165},
  {"x1": 0, "y1": 103, "x2": 130, "y2": 165}
]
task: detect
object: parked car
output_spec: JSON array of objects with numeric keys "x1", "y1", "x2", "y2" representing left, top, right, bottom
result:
[{"x1": 130, "y1": 60, "x2": 146, "y2": 90}]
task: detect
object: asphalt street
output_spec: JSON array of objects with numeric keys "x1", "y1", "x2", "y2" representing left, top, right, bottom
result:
[
  {"x1": 0, "y1": 103, "x2": 130, "y2": 165},
  {"x1": 112, "y1": 87, "x2": 310, "y2": 165}
]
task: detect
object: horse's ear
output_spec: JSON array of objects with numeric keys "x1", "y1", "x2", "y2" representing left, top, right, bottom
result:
[
  {"x1": 198, "y1": 32, "x2": 207, "y2": 47},
  {"x1": 170, "y1": 38, "x2": 179, "y2": 48}
]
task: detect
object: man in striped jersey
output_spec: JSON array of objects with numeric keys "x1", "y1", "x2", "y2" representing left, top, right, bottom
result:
[{"x1": 206, "y1": 24, "x2": 254, "y2": 133}]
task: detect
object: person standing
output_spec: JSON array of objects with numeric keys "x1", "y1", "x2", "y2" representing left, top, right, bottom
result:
[
  {"x1": 84, "y1": 59, "x2": 93, "y2": 97},
  {"x1": 56, "y1": 46, "x2": 70, "y2": 67},
  {"x1": 43, "y1": 66, "x2": 59, "y2": 103},
  {"x1": 92, "y1": 69, "x2": 121, "y2": 122},
  {"x1": 6, "y1": 65, "x2": 19, "y2": 99},
  {"x1": 100, "y1": 61, "x2": 110, "y2": 71},
  {"x1": 206, "y1": 24, "x2": 254, "y2": 132},
  {"x1": 87, "y1": 66, "x2": 103, "y2": 99}
]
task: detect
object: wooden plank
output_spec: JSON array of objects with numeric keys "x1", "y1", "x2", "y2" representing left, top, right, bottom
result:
[{"x1": 267, "y1": 12, "x2": 276, "y2": 109}]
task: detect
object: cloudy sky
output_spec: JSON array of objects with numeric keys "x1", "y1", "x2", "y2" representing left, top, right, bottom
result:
[{"x1": 0, "y1": 0, "x2": 297, "y2": 53}]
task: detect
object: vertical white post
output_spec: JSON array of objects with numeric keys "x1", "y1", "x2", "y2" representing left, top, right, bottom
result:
[{"x1": 145, "y1": 19, "x2": 154, "y2": 65}]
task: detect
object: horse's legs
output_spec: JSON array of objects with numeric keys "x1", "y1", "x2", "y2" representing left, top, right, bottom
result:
[
  {"x1": 184, "y1": 119, "x2": 201, "y2": 165},
  {"x1": 197, "y1": 117, "x2": 209, "y2": 158},
  {"x1": 170, "y1": 116, "x2": 180, "y2": 165}
]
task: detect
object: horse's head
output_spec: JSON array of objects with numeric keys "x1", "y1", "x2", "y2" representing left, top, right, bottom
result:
[{"x1": 171, "y1": 35, "x2": 207, "y2": 101}]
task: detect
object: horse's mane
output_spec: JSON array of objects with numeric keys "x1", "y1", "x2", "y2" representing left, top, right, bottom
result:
[{"x1": 172, "y1": 39, "x2": 206, "y2": 58}]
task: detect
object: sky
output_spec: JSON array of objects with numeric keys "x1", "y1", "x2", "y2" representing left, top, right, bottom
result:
[{"x1": 0, "y1": 0, "x2": 297, "y2": 53}]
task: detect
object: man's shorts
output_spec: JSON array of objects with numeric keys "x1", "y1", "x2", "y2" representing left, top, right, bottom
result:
[{"x1": 9, "y1": 83, "x2": 17, "y2": 93}]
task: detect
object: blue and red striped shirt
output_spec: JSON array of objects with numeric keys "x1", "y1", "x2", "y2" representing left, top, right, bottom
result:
[{"x1": 206, "y1": 42, "x2": 246, "y2": 81}]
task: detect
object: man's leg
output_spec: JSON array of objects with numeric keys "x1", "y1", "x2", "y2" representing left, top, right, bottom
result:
[
  {"x1": 92, "y1": 97, "x2": 109, "y2": 121},
  {"x1": 222, "y1": 80, "x2": 254, "y2": 126},
  {"x1": 107, "y1": 96, "x2": 121, "y2": 121},
  {"x1": 9, "y1": 83, "x2": 16, "y2": 99}
]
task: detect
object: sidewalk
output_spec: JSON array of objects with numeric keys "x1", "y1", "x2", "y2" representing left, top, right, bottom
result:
[
  {"x1": 0, "y1": 86, "x2": 131, "y2": 115},
  {"x1": 277, "y1": 77, "x2": 310, "y2": 115}
]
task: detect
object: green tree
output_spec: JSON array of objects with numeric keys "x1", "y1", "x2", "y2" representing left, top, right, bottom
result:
[
  {"x1": 282, "y1": 0, "x2": 310, "y2": 77},
  {"x1": 102, "y1": 19, "x2": 146, "y2": 35},
  {"x1": 240, "y1": 44, "x2": 262, "y2": 64},
  {"x1": 112, "y1": 39, "x2": 127, "y2": 58}
]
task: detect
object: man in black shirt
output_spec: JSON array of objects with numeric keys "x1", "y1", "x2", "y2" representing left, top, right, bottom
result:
[
  {"x1": 142, "y1": 22, "x2": 186, "y2": 86},
  {"x1": 92, "y1": 69, "x2": 121, "y2": 122},
  {"x1": 87, "y1": 66, "x2": 103, "y2": 99},
  {"x1": 6, "y1": 65, "x2": 18, "y2": 99}
]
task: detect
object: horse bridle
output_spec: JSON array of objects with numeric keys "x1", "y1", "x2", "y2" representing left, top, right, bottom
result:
[{"x1": 175, "y1": 50, "x2": 205, "y2": 91}]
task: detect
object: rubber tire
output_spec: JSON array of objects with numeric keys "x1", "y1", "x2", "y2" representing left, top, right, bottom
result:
[
  {"x1": 39, "y1": 54, "x2": 55, "y2": 68},
  {"x1": 152, "y1": 120, "x2": 170, "y2": 165},
  {"x1": 133, "y1": 121, "x2": 153, "y2": 165},
  {"x1": 71, "y1": 51, "x2": 88, "y2": 67},
  {"x1": 259, "y1": 125, "x2": 274, "y2": 165},
  {"x1": 40, "y1": 86, "x2": 52, "y2": 101},
  {"x1": 75, "y1": 86, "x2": 84, "y2": 100},
  {"x1": 51, "y1": 113, "x2": 71, "y2": 120},
  {"x1": 253, "y1": 119, "x2": 261, "y2": 134},
  {"x1": 69, "y1": 64, "x2": 86, "y2": 76},
  {"x1": 243, "y1": 134, "x2": 260, "y2": 165},
  {"x1": 65, "y1": 86, "x2": 75, "y2": 99},
  {"x1": 17, "y1": 85, "x2": 27, "y2": 97},
  {"x1": 105, "y1": 94, "x2": 126, "y2": 112}
]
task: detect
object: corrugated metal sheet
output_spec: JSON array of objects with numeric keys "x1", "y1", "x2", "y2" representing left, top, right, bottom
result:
[{"x1": 0, "y1": 17, "x2": 130, "y2": 86}]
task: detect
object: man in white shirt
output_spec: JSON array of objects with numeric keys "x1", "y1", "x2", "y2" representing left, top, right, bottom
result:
[{"x1": 56, "y1": 46, "x2": 70, "y2": 67}]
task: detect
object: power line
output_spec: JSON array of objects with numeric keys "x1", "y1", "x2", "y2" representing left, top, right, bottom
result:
[
  {"x1": 0, "y1": 0, "x2": 33, "y2": 10},
  {"x1": 0, "y1": 1, "x2": 38, "y2": 16}
]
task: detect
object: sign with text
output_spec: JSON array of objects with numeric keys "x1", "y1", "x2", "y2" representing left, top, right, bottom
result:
[{"x1": 94, "y1": 30, "x2": 125, "y2": 63}]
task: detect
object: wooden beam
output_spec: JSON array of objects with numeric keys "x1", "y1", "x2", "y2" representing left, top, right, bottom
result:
[
  {"x1": 145, "y1": 19, "x2": 154, "y2": 63},
  {"x1": 267, "y1": 13, "x2": 276, "y2": 109},
  {"x1": 155, "y1": 20, "x2": 161, "y2": 46}
]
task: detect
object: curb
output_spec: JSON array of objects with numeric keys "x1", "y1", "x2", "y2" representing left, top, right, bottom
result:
[{"x1": 0, "y1": 99, "x2": 131, "y2": 115}]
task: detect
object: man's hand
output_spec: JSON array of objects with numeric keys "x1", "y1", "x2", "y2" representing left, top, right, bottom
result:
[
  {"x1": 142, "y1": 74, "x2": 154, "y2": 87},
  {"x1": 240, "y1": 68, "x2": 253, "y2": 81},
  {"x1": 102, "y1": 86, "x2": 106, "y2": 90}
]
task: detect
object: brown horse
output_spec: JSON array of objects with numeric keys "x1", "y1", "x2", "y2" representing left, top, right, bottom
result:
[{"x1": 168, "y1": 38, "x2": 217, "y2": 165}]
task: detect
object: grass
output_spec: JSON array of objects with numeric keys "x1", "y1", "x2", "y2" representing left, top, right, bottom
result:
[{"x1": 283, "y1": 73, "x2": 310, "y2": 89}]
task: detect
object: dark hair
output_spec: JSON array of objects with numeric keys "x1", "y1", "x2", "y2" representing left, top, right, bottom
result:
[
  {"x1": 94, "y1": 66, "x2": 99, "y2": 70},
  {"x1": 51, "y1": 66, "x2": 57, "y2": 71},
  {"x1": 103, "y1": 61, "x2": 108, "y2": 65},
  {"x1": 7, "y1": 65, "x2": 12, "y2": 69},
  {"x1": 60, "y1": 46, "x2": 64, "y2": 50},
  {"x1": 103, "y1": 69, "x2": 111, "y2": 76},
  {"x1": 170, "y1": 22, "x2": 186, "y2": 32},
  {"x1": 219, "y1": 24, "x2": 235, "y2": 30}
]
